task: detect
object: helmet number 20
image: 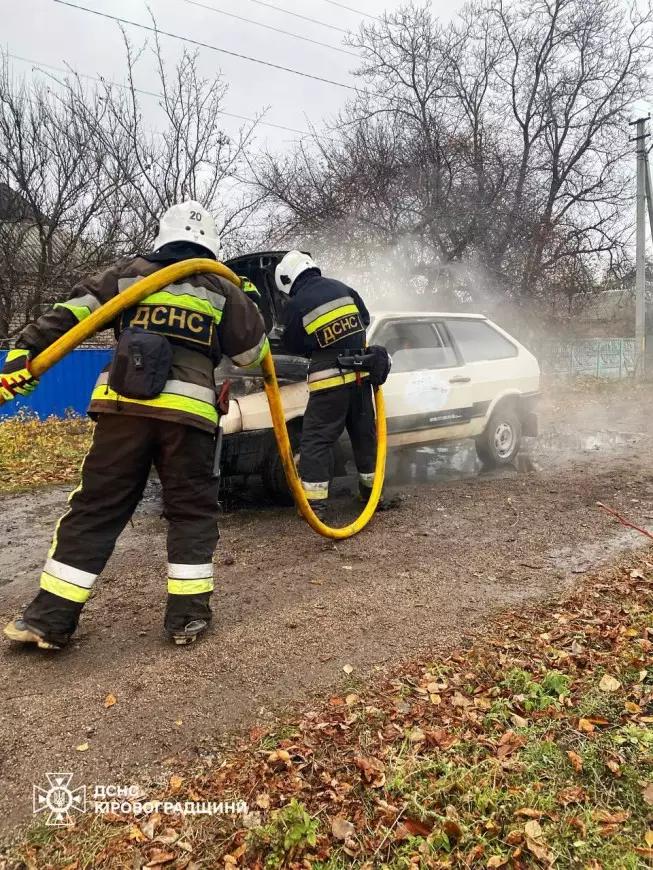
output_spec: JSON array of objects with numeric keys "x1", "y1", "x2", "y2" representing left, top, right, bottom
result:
[{"x1": 189, "y1": 211, "x2": 202, "y2": 221}]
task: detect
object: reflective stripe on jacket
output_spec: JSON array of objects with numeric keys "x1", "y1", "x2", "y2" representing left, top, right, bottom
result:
[
  {"x1": 282, "y1": 272, "x2": 370, "y2": 360},
  {"x1": 17, "y1": 253, "x2": 268, "y2": 432}
]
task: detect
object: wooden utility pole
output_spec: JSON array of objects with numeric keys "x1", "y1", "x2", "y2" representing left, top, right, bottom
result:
[{"x1": 630, "y1": 116, "x2": 650, "y2": 377}]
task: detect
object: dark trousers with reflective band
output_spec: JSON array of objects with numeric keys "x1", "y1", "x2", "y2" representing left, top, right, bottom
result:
[
  {"x1": 24, "y1": 413, "x2": 219, "y2": 637},
  {"x1": 298, "y1": 381, "x2": 377, "y2": 501}
]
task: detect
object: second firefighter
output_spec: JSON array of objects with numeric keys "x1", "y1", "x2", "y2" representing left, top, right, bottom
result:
[{"x1": 275, "y1": 250, "x2": 382, "y2": 518}]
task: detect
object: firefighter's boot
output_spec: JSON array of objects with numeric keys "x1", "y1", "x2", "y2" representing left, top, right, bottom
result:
[
  {"x1": 165, "y1": 592, "x2": 212, "y2": 646},
  {"x1": 304, "y1": 500, "x2": 328, "y2": 522},
  {"x1": 3, "y1": 618, "x2": 71, "y2": 650},
  {"x1": 358, "y1": 483, "x2": 401, "y2": 512},
  {"x1": 3, "y1": 590, "x2": 81, "y2": 650}
]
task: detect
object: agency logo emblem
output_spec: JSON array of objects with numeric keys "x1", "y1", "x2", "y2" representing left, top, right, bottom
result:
[{"x1": 33, "y1": 773, "x2": 86, "y2": 826}]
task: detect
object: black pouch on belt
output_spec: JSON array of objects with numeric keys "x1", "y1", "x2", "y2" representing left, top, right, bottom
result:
[{"x1": 108, "y1": 327, "x2": 173, "y2": 399}]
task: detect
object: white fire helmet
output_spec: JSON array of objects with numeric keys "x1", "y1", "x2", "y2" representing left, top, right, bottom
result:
[
  {"x1": 153, "y1": 200, "x2": 221, "y2": 258},
  {"x1": 274, "y1": 250, "x2": 319, "y2": 295}
]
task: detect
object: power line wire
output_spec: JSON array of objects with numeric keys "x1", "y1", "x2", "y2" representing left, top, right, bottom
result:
[
  {"x1": 319, "y1": 0, "x2": 383, "y2": 21},
  {"x1": 52, "y1": 0, "x2": 363, "y2": 93},
  {"x1": 183, "y1": 0, "x2": 358, "y2": 57},
  {"x1": 240, "y1": 0, "x2": 350, "y2": 34},
  {"x1": 5, "y1": 51, "x2": 311, "y2": 135}
]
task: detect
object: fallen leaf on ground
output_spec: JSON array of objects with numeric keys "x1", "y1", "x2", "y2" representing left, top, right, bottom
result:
[
  {"x1": 599, "y1": 674, "x2": 621, "y2": 693},
  {"x1": 144, "y1": 849, "x2": 176, "y2": 868},
  {"x1": 592, "y1": 809, "x2": 629, "y2": 824},
  {"x1": 103, "y1": 693, "x2": 117, "y2": 708},
  {"x1": 486, "y1": 856, "x2": 510, "y2": 867},
  {"x1": 558, "y1": 786, "x2": 586, "y2": 805},
  {"x1": 354, "y1": 756, "x2": 385, "y2": 787},
  {"x1": 497, "y1": 730, "x2": 526, "y2": 759},
  {"x1": 524, "y1": 819, "x2": 544, "y2": 841},
  {"x1": 168, "y1": 774, "x2": 183, "y2": 792},
  {"x1": 426, "y1": 727, "x2": 457, "y2": 749},
  {"x1": 443, "y1": 818, "x2": 464, "y2": 842},
  {"x1": 75, "y1": 742, "x2": 89, "y2": 752},
  {"x1": 255, "y1": 792, "x2": 270, "y2": 809},
  {"x1": 525, "y1": 836, "x2": 554, "y2": 866},
  {"x1": 140, "y1": 815, "x2": 160, "y2": 839},
  {"x1": 331, "y1": 816, "x2": 356, "y2": 840},
  {"x1": 403, "y1": 818, "x2": 433, "y2": 837},
  {"x1": 154, "y1": 828, "x2": 179, "y2": 845},
  {"x1": 515, "y1": 808, "x2": 546, "y2": 819},
  {"x1": 567, "y1": 750, "x2": 583, "y2": 772},
  {"x1": 393, "y1": 823, "x2": 412, "y2": 842},
  {"x1": 643, "y1": 783, "x2": 653, "y2": 805},
  {"x1": 578, "y1": 718, "x2": 594, "y2": 733},
  {"x1": 342, "y1": 664, "x2": 354, "y2": 675},
  {"x1": 645, "y1": 831, "x2": 653, "y2": 848},
  {"x1": 267, "y1": 749, "x2": 291, "y2": 767},
  {"x1": 408, "y1": 727, "x2": 426, "y2": 743}
]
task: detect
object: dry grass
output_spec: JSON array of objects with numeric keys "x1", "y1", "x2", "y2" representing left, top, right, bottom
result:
[
  {"x1": 4, "y1": 556, "x2": 652, "y2": 869},
  {"x1": 0, "y1": 413, "x2": 93, "y2": 494}
]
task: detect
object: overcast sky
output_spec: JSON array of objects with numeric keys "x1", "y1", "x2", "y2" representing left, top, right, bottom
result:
[{"x1": 3, "y1": 0, "x2": 466, "y2": 150}]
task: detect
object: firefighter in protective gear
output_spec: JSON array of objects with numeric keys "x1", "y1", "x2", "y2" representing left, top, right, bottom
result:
[
  {"x1": 3, "y1": 200, "x2": 268, "y2": 650},
  {"x1": 275, "y1": 251, "x2": 378, "y2": 518}
]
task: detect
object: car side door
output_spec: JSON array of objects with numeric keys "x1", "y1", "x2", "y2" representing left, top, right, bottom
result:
[
  {"x1": 443, "y1": 317, "x2": 526, "y2": 433},
  {"x1": 372, "y1": 317, "x2": 475, "y2": 446}
]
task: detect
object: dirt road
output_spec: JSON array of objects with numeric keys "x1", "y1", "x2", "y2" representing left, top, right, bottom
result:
[{"x1": 0, "y1": 383, "x2": 651, "y2": 831}]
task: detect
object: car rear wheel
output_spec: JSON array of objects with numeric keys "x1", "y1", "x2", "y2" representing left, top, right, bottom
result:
[
  {"x1": 476, "y1": 404, "x2": 522, "y2": 468},
  {"x1": 261, "y1": 423, "x2": 301, "y2": 504}
]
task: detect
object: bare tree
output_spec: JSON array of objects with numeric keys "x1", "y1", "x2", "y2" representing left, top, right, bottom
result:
[
  {"x1": 253, "y1": 0, "x2": 653, "y2": 314},
  {"x1": 0, "y1": 55, "x2": 140, "y2": 336},
  {"x1": 0, "y1": 27, "x2": 263, "y2": 339},
  {"x1": 94, "y1": 26, "x2": 264, "y2": 256}
]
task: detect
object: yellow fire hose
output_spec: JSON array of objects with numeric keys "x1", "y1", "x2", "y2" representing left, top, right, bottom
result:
[{"x1": 0, "y1": 258, "x2": 386, "y2": 539}]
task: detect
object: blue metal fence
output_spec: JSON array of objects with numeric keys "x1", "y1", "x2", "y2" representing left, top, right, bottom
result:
[{"x1": 0, "y1": 348, "x2": 111, "y2": 419}]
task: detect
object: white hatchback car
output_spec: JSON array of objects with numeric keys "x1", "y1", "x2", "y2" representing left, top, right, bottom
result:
[{"x1": 217, "y1": 309, "x2": 540, "y2": 500}]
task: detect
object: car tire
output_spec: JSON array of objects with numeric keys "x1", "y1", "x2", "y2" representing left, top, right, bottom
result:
[
  {"x1": 261, "y1": 423, "x2": 301, "y2": 504},
  {"x1": 476, "y1": 404, "x2": 522, "y2": 468}
]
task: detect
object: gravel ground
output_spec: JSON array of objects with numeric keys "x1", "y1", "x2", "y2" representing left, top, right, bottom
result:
[{"x1": 0, "y1": 381, "x2": 652, "y2": 831}]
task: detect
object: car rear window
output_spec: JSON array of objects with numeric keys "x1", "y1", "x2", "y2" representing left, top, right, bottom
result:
[
  {"x1": 445, "y1": 319, "x2": 517, "y2": 362},
  {"x1": 377, "y1": 321, "x2": 458, "y2": 372}
]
